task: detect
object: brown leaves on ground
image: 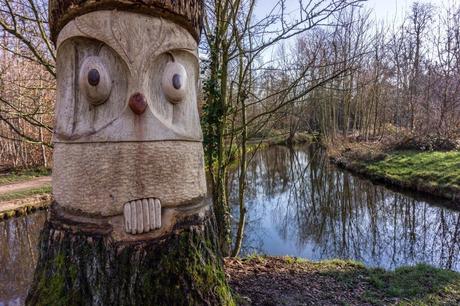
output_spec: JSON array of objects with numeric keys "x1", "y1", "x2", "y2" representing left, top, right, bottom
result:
[{"x1": 224, "y1": 257, "x2": 375, "y2": 306}]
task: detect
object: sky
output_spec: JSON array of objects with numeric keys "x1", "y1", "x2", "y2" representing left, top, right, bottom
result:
[
  {"x1": 254, "y1": 0, "x2": 455, "y2": 23},
  {"x1": 251, "y1": 0, "x2": 456, "y2": 61},
  {"x1": 366, "y1": 0, "x2": 452, "y2": 23}
]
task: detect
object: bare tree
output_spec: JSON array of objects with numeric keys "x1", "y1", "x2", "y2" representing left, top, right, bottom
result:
[
  {"x1": 0, "y1": 0, "x2": 55, "y2": 169},
  {"x1": 201, "y1": 0, "x2": 366, "y2": 255}
]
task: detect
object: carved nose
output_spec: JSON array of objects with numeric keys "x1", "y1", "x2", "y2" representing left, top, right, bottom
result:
[{"x1": 129, "y1": 93, "x2": 147, "y2": 115}]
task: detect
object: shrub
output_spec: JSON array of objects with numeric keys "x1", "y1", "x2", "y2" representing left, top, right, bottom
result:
[{"x1": 392, "y1": 135, "x2": 459, "y2": 151}]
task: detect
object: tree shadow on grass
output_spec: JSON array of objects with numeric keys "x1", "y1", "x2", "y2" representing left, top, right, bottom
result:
[
  {"x1": 321, "y1": 262, "x2": 460, "y2": 305},
  {"x1": 226, "y1": 257, "x2": 460, "y2": 306}
]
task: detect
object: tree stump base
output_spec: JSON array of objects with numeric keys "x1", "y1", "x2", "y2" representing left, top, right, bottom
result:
[{"x1": 26, "y1": 208, "x2": 234, "y2": 306}]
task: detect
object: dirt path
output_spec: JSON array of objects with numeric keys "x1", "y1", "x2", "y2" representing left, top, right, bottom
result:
[{"x1": 0, "y1": 176, "x2": 51, "y2": 195}]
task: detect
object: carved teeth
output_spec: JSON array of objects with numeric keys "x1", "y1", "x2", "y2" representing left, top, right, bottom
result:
[
  {"x1": 155, "y1": 199, "x2": 161, "y2": 229},
  {"x1": 142, "y1": 199, "x2": 149, "y2": 233},
  {"x1": 148, "y1": 198, "x2": 155, "y2": 230},
  {"x1": 124, "y1": 198, "x2": 161, "y2": 234},
  {"x1": 136, "y1": 200, "x2": 143, "y2": 233}
]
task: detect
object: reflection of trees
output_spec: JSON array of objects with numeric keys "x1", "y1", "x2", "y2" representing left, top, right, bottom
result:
[
  {"x1": 229, "y1": 145, "x2": 460, "y2": 271},
  {"x1": 0, "y1": 211, "x2": 47, "y2": 304}
]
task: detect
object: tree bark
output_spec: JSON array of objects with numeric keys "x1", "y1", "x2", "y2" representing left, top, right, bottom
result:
[{"x1": 26, "y1": 204, "x2": 234, "y2": 306}]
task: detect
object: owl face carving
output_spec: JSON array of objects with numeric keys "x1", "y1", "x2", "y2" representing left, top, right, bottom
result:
[
  {"x1": 52, "y1": 10, "x2": 207, "y2": 240},
  {"x1": 54, "y1": 10, "x2": 202, "y2": 142}
]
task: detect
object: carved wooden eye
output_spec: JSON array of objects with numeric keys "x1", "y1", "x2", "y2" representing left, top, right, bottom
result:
[
  {"x1": 79, "y1": 56, "x2": 112, "y2": 105},
  {"x1": 88, "y1": 69, "x2": 100, "y2": 86},
  {"x1": 162, "y1": 62, "x2": 187, "y2": 103}
]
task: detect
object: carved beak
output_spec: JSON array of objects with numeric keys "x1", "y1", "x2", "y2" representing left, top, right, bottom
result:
[{"x1": 129, "y1": 92, "x2": 147, "y2": 115}]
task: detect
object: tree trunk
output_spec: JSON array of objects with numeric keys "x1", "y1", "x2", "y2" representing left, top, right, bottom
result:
[
  {"x1": 29, "y1": 1, "x2": 235, "y2": 304},
  {"x1": 27, "y1": 204, "x2": 234, "y2": 306}
]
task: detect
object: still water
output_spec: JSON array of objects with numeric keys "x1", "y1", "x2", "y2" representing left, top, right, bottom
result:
[
  {"x1": 0, "y1": 210, "x2": 46, "y2": 305},
  {"x1": 1, "y1": 145, "x2": 460, "y2": 304},
  {"x1": 229, "y1": 145, "x2": 460, "y2": 271}
]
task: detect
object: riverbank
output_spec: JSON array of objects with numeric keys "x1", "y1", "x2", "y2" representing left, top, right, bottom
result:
[
  {"x1": 225, "y1": 256, "x2": 460, "y2": 305},
  {"x1": 0, "y1": 194, "x2": 50, "y2": 219},
  {"x1": 329, "y1": 141, "x2": 460, "y2": 202},
  {"x1": 0, "y1": 174, "x2": 52, "y2": 219}
]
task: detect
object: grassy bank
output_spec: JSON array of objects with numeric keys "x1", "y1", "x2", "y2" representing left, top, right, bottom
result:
[
  {"x1": 225, "y1": 256, "x2": 460, "y2": 305},
  {"x1": 331, "y1": 143, "x2": 460, "y2": 202},
  {"x1": 0, "y1": 185, "x2": 52, "y2": 202},
  {"x1": 0, "y1": 193, "x2": 51, "y2": 219},
  {"x1": 0, "y1": 167, "x2": 51, "y2": 185},
  {"x1": 367, "y1": 151, "x2": 460, "y2": 194}
]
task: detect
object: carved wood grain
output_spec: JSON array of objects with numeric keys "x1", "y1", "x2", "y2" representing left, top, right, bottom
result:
[
  {"x1": 49, "y1": 0, "x2": 203, "y2": 43},
  {"x1": 54, "y1": 11, "x2": 202, "y2": 143}
]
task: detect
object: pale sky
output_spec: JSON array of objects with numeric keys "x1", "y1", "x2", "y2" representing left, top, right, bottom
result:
[
  {"x1": 366, "y1": 0, "x2": 454, "y2": 23},
  {"x1": 251, "y1": 0, "x2": 455, "y2": 61},
  {"x1": 254, "y1": 0, "x2": 456, "y2": 23}
]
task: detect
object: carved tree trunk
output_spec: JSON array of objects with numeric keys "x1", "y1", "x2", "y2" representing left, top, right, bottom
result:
[
  {"x1": 27, "y1": 1, "x2": 234, "y2": 304},
  {"x1": 26, "y1": 206, "x2": 233, "y2": 305}
]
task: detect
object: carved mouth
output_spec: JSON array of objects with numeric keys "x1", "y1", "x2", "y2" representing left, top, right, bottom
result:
[{"x1": 123, "y1": 198, "x2": 161, "y2": 234}]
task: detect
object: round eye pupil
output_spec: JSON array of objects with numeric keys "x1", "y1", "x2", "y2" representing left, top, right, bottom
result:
[
  {"x1": 172, "y1": 74, "x2": 182, "y2": 90},
  {"x1": 88, "y1": 69, "x2": 100, "y2": 86}
]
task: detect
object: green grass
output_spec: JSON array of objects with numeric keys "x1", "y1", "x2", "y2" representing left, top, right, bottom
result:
[
  {"x1": 0, "y1": 185, "x2": 52, "y2": 201},
  {"x1": 316, "y1": 260, "x2": 460, "y2": 305},
  {"x1": 237, "y1": 256, "x2": 460, "y2": 305},
  {"x1": 0, "y1": 167, "x2": 51, "y2": 185},
  {"x1": 366, "y1": 151, "x2": 460, "y2": 191},
  {"x1": 365, "y1": 264, "x2": 460, "y2": 305}
]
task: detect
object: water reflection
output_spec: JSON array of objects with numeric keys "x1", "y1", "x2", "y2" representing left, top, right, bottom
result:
[
  {"x1": 0, "y1": 211, "x2": 47, "y2": 305},
  {"x1": 229, "y1": 145, "x2": 460, "y2": 271},
  {"x1": 1, "y1": 145, "x2": 460, "y2": 303}
]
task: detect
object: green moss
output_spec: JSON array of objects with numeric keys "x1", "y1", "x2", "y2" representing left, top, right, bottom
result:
[
  {"x1": 140, "y1": 227, "x2": 235, "y2": 305},
  {"x1": 148, "y1": 228, "x2": 235, "y2": 305},
  {"x1": 0, "y1": 186, "x2": 51, "y2": 201},
  {"x1": 1, "y1": 210, "x2": 17, "y2": 219},
  {"x1": 34, "y1": 253, "x2": 80, "y2": 306},
  {"x1": 0, "y1": 167, "x2": 51, "y2": 185},
  {"x1": 28, "y1": 217, "x2": 235, "y2": 305},
  {"x1": 0, "y1": 203, "x2": 48, "y2": 220},
  {"x1": 284, "y1": 256, "x2": 297, "y2": 264}
]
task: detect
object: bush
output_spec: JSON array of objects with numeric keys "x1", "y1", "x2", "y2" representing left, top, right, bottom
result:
[{"x1": 393, "y1": 135, "x2": 459, "y2": 151}]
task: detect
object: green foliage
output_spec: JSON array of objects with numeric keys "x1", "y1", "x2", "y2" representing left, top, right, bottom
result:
[
  {"x1": 200, "y1": 58, "x2": 234, "y2": 255},
  {"x1": 0, "y1": 167, "x2": 51, "y2": 185},
  {"x1": 201, "y1": 67, "x2": 223, "y2": 167}
]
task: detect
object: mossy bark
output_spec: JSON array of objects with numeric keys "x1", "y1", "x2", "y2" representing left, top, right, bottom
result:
[{"x1": 26, "y1": 213, "x2": 234, "y2": 306}]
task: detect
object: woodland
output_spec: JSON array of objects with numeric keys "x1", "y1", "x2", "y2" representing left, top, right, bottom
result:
[{"x1": 1, "y1": 0, "x2": 460, "y2": 304}]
